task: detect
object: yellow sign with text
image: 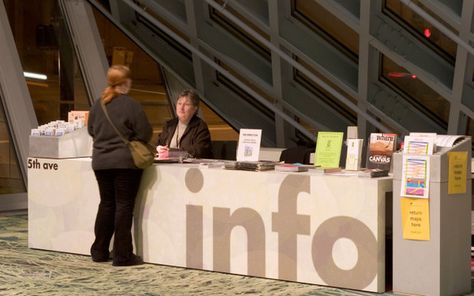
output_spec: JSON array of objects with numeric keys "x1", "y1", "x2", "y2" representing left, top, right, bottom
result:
[
  {"x1": 448, "y1": 151, "x2": 467, "y2": 195},
  {"x1": 400, "y1": 197, "x2": 430, "y2": 240}
]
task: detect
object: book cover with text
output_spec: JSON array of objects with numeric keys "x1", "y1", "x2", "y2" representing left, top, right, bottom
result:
[{"x1": 367, "y1": 133, "x2": 397, "y2": 170}]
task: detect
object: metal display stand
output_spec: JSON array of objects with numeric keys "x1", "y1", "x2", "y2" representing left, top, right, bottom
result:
[{"x1": 392, "y1": 137, "x2": 472, "y2": 296}]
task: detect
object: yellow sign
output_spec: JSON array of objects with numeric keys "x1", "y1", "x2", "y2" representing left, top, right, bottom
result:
[
  {"x1": 448, "y1": 151, "x2": 467, "y2": 195},
  {"x1": 400, "y1": 197, "x2": 430, "y2": 240}
]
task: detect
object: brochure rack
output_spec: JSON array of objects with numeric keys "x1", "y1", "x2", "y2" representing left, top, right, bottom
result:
[
  {"x1": 29, "y1": 127, "x2": 92, "y2": 158},
  {"x1": 392, "y1": 137, "x2": 471, "y2": 296}
]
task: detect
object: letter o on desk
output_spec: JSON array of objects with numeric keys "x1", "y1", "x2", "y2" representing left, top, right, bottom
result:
[{"x1": 312, "y1": 216, "x2": 377, "y2": 289}]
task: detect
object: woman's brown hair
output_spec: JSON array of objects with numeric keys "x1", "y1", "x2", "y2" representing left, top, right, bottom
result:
[
  {"x1": 101, "y1": 65, "x2": 131, "y2": 104},
  {"x1": 178, "y1": 89, "x2": 200, "y2": 108}
]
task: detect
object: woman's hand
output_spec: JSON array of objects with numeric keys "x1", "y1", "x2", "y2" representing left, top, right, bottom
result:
[{"x1": 157, "y1": 145, "x2": 169, "y2": 159}]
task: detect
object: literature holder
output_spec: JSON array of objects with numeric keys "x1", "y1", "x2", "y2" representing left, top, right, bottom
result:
[
  {"x1": 392, "y1": 137, "x2": 471, "y2": 296},
  {"x1": 29, "y1": 127, "x2": 92, "y2": 158}
]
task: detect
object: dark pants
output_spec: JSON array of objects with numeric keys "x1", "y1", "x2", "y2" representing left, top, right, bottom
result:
[{"x1": 91, "y1": 169, "x2": 143, "y2": 264}]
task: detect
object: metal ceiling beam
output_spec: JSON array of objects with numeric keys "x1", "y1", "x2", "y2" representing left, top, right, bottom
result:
[
  {"x1": 59, "y1": 0, "x2": 108, "y2": 104},
  {"x1": 269, "y1": 0, "x2": 294, "y2": 146}
]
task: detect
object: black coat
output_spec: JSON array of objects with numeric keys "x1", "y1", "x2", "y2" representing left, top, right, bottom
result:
[
  {"x1": 88, "y1": 95, "x2": 153, "y2": 170},
  {"x1": 157, "y1": 115, "x2": 213, "y2": 159}
]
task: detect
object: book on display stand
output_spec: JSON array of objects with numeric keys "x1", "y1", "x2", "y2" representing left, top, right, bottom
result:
[{"x1": 366, "y1": 133, "x2": 397, "y2": 171}]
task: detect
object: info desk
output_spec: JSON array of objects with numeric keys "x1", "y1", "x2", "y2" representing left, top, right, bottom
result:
[{"x1": 28, "y1": 158, "x2": 392, "y2": 292}]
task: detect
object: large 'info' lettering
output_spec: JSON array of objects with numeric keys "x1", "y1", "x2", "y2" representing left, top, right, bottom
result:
[{"x1": 186, "y1": 175, "x2": 377, "y2": 290}]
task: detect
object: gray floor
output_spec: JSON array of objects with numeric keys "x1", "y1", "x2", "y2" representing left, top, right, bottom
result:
[{"x1": 0, "y1": 212, "x2": 469, "y2": 295}]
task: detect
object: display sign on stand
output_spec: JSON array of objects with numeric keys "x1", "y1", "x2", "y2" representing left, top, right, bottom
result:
[{"x1": 236, "y1": 129, "x2": 262, "y2": 162}]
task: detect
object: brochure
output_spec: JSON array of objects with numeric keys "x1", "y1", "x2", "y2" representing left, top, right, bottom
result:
[
  {"x1": 275, "y1": 164, "x2": 309, "y2": 172},
  {"x1": 405, "y1": 133, "x2": 436, "y2": 155},
  {"x1": 367, "y1": 133, "x2": 397, "y2": 171},
  {"x1": 345, "y1": 138, "x2": 363, "y2": 170},
  {"x1": 400, "y1": 155, "x2": 430, "y2": 198},
  {"x1": 435, "y1": 135, "x2": 465, "y2": 148},
  {"x1": 314, "y1": 132, "x2": 344, "y2": 168},
  {"x1": 68, "y1": 110, "x2": 89, "y2": 125}
]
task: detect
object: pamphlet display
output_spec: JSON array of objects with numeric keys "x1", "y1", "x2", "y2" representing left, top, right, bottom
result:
[
  {"x1": 314, "y1": 132, "x2": 343, "y2": 168},
  {"x1": 392, "y1": 136, "x2": 471, "y2": 296},
  {"x1": 236, "y1": 129, "x2": 262, "y2": 162},
  {"x1": 29, "y1": 111, "x2": 92, "y2": 158}
]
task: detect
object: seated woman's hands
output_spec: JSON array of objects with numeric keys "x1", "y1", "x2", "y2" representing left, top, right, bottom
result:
[{"x1": 156, "y1": 145, "x2": 169, "y2": 159}]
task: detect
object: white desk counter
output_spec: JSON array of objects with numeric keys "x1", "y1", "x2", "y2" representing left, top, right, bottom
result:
[{"x1": 28, "y1": 158, "x2": 392, "y2": 292}]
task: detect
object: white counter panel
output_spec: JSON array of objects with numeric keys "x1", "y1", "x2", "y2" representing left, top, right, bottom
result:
[{"x1": 28, "y1": 158, "x2": 392, "y2": 292}]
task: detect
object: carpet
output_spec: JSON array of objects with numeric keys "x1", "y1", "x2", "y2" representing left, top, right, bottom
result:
[{"x1": 0, "y1": 212, "x2": 469, "y2": 295}]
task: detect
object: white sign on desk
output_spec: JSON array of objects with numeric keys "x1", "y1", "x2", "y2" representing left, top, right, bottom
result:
[{"x1": 236, "y1": 128, "x2": 262, "y2": 161}]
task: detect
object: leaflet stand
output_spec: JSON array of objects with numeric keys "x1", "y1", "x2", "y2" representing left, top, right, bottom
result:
[
  {"x1": 29, "y1": 128, "x2": 92, "y2": 158},
  {"x1": 392, "y1": 137, "x2": 471, "y2": 296}
]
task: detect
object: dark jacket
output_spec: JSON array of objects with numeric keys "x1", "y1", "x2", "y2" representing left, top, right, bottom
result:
[
  {"x1": 157, "y1": 114, "x2": 213, "y2": 159},
  {"x1": 88, "y1": 95, "x2": 153, "y2": 170}
]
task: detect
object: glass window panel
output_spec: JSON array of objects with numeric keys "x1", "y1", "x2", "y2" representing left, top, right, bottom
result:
[
  {"x1": 385, "y1": 0, "x2": 457, "y2": 63},
  {"x1": 293, "y1": 0, "x2": 359, "y2": 58},
  {"x1": 381, "y1": 55, "x2": 449, "y2": 126},
  {"x1": 92, "y1": 3, "x2": 238, "y2": 142},
  {"x1": 92, "y1": 6, "x2": 170, "y2": 143},
  {"x1": 209, "y1": 0, "x2": 271, "y2": 61},
  {"x1": 0, "y1": 101, "x2": 25, "y2": 194},
  {"x1": 6, "y1": 0, "x2": 90, "y2": 125}
]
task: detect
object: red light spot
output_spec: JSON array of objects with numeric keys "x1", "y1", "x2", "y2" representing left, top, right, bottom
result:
[
  {"x1": 388, "y1": 72, "x2": 407, "y2": 78},
  {"x1": 411, "y1": 74, "x2": 417, "y2": 79},
  {"x1": 423, "y1": 28, "x2": 431, "y2": 38}
]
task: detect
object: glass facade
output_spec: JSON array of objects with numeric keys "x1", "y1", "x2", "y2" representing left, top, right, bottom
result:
[
  {"x1": 5, "y1": 0, "x2": 89, "y2": 125},
  {"x1": 0, "y1": 100, "x2": 24, "y2": 194},
  {"x1": 381, "y1": 55, "x2": 450, "y2": 127},
  {"x1": 92, "y1": 2, "x2": 237, "y2": 142},
  {"x1": 293, "y1": 0, "x2": 359, "y2": 57},
  {"x1": 385, "y1": 0, "x2": 457, "y2": 63}
]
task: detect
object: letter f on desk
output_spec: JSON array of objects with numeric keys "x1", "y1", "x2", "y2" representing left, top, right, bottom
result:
[{"x1": 272, "y1": 175, "x2": 311, "y2": 281}]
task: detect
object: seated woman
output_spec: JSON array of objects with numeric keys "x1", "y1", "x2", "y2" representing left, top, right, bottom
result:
[{"x1": 156, "y1": 90, "x2": 213, "y2": 159}]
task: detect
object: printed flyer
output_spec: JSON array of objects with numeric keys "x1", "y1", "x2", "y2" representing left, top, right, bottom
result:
[
  {"x1": 236, "y1": 129, "x2": 262, "y2": 162},
  {"x1": 367, "y1": 133, "x2": 397, "y2": 170},
  {"x1": 400, "y1": 155, "x2": 430, "y2": 198},
  {"x1": 314, "y1": 132, "x2": 344, "y2": 168}
]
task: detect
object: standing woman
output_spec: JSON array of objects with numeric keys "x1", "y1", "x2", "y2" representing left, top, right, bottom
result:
[
  {"x1": 87, "y1": 65, "x2": 152, "y2": 266},
  {"x1": 156, "y1": 90, "x2": 213, "y2": 159}
]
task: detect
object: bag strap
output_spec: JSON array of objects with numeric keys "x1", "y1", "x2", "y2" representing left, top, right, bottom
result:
[{"x1": 100, "y1": 99, "x2": 129, "y2": 145}]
